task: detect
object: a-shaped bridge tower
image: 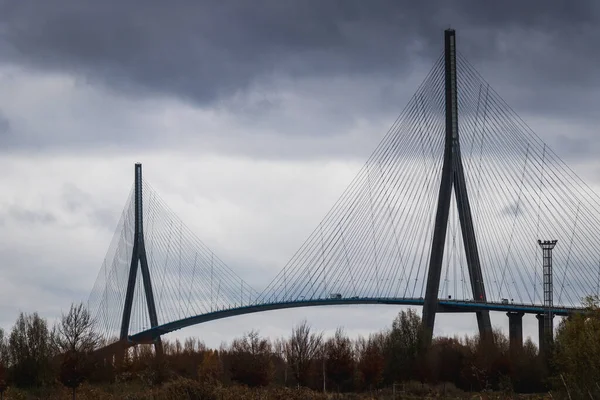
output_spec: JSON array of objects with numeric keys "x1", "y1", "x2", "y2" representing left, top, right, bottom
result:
[{"x1": 422, "y1": 29, "x2": 491, "y2": 346}]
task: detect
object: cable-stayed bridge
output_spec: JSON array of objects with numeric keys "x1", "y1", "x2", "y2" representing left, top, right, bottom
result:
[{"x1": 88, "y1": 30, "x2": 599, "y2": 357}]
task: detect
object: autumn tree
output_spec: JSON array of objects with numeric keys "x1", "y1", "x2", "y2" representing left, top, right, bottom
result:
[
  {"x1": 356, "y1": 333, "x2": 385, "y2": 391},
  {"x1": 166, "y1": 337, "x2": 206, "y2": 379},
  {"x1": 198, "y1": 350, "x2": 222, "y2": 383},
  {"x1": 53, "y1": 303, "x2": 101, "y2": 354},
  {"x1": 512, "y1": 338, "x2": 544, "y2": 393},
  {"x1": 457, "y1": 329, "x2": 512, "y2": 392},
  {"x1": 0, "y1": 331, "x2": 6, "y2": 400},
  {"x1": 9, "y1": 312, "x2": 54, "y2": 387},
  {"x1": 228, "y1": 330, "x2": 273, "y2": 387},
  {"x1": 384, "y1": 309, "x2": 422, "y2": 383},
  {"x1": 286, "y1": 320, "x2": 323, "y2": 387},
  {"x1": 488, "y1": 330, "x2": 512, "y2": 391},
  {"x1": 0, "y1": 364, "x2": 6, "y2": 400},
  {"x1": 424, "y1": 337, "x2": 466, "y2": 385},
  {"x1": 0, "y1": 329, "x2": 8, "y2": 365},
  {"x1": 272, "y1": 337, "x2": 290, "y2": 385},
  {"x1": 60, "y1": 351, "x2": 85, "y2": 400},
  {"x1": 324, "y1": 327, "x2": 354, "y2": 392},
  {"x1": 53, "y1": 303, "x2": 101, "y2": 395},
  {"x1": 553, "y1": 296, "x2": 600, "y2": 397}
]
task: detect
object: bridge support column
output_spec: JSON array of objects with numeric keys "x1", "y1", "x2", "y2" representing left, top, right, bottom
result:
[
  {"x1": 536, "y1": 313, "x2": 554, "y2": 357},
  {"x1": 507, "y1": 312, "x2": 524, "y2": 356}
]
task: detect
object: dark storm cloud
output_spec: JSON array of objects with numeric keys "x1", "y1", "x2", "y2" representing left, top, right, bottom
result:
[{"x1": 0, "y1": 0, "x2": 598, "y2": 106}]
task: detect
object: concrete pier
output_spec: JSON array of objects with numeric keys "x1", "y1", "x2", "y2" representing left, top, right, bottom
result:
[
  {"x1": 536, "y1": 313, "x2": 554, "y2": 356},
  {"x1": 507, "y1": 311, "x2": 524, "y2": 355}
]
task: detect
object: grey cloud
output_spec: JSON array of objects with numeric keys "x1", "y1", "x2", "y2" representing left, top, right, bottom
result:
[
  {"x1": 4, "y1": 205, "x2": 56, "y2": 224},
  {"x1": 1, "y1": 0, "x2": 598, "y2": 107},
  {"x1": 0, "y1": 110, "x2": 9, "y2": 134},
  {"x1": 0, "y1": 1, "x2": 431, "y2": 104},
  {"x1": 61, "y1": 184, "x2": 124, "y2": 231},
  {"x1": 0, "y1": 245, "x2": 90, "y2": 315},
  {"x1": 554, "y1": 132, "x2": 600, "y2": 161},
  {"x1": 0, "y1": 0, "x2": 597, "y2": 164}
]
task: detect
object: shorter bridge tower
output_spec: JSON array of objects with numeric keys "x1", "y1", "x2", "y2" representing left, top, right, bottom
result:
[{"x1": 120, "y1": 163, "x2": 163, "y2": 355}]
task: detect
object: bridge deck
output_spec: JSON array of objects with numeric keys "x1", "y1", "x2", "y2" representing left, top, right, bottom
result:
[{"x1": 127, "y1": 297, "x2": 582, "y2": 343}]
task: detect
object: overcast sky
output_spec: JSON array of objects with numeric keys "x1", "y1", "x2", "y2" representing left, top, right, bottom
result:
[{"x1": 1, "y1": 0, "x2": 600, "y2": 347}]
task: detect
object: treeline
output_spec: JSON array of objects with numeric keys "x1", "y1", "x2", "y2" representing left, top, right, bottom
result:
[
  {"x1": 0, "y1": 300, "x2": 599, "y2": 397},
  {"x1": 141, "y1": 310, "x2": 546, "y2": 393}
]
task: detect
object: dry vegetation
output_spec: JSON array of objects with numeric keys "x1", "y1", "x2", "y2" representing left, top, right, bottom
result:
[
  {"x1": 0, "y1": 298, "x2": 599, "y2": 399},
  {"x1": 0, "y1": 380, "x2": 559, "y2": 400}
]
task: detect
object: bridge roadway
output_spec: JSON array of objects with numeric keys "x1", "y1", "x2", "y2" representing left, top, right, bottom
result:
[{"x1": 126, "y1": 297, "x2": 582, "y2": 344}]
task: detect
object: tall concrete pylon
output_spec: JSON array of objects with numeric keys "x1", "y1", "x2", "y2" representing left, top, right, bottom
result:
[
  {"x1": 120, "y1": 163, "x2": 163, "y2": 355},
  {"x1": 421, "y1": 30, "x2": 493, "y2": 347}
]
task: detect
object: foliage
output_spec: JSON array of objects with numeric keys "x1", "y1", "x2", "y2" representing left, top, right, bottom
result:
[
  {"x1": 52, "y1": 303, "x2": 103, "y2": 396},
  {"x1": 227, "y1": 330, "x2": 273, "y2": 387},
  {"x1": 324, "y1": 327, "x2": 354, "y2": 392},
  {"x1": 424, "y1": 336, "x2": 466, "y2": 385},
  {"x1": 163, "y1": 338, "x2": 205, "y2": 379},
  {"x1": 383, "y1": 309, "x2": 422, "y2": 383},
  {"x1": 0, "y1": 305, "x2": 592, "y2": 397},
  {"x1": 0, "y1": 362, "x2": 7, "y2": 396},
  {"x1": 53, "y1": 303, "x2": 101, "y2": 355},
  {"x1": 511, "y1": 338, "x2": 545, "y2": 393},
  {"x1": 0, "y1": 329, "x2": 8, "y2": 366},
  {"x1": 285, "y1": 320, "x2": 323, "y2": 387},
  {"x1": 0, "y1": 329, "x2": 8, "y2": 395},
  {"x1": 553, "y1": 298, "x2": 600, "y2": 397},
  {"x1": 197, "y1": 350, "x2": 222, "y2": 384},
  {"x1": 355, "y1": 333, "x2": 385, "y2": 390},
  {"x1": 8, "y1": 312, "x2": 54, "y2": 387},
  {"x1": 0, "y1": 378, "x2": 553, "y2": 399},
  {"x1": 59, "y1": 351, "x2": 86, "y2": 389}
]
